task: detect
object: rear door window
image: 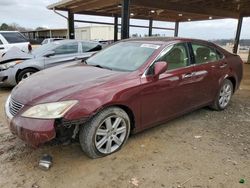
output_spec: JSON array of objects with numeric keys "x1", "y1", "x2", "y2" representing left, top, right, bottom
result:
[
  {"x1": 54, "y1": 42, "x2": 79, "y2": 55},
  {"x1": 191, "y1": 43, "x2": 220, "y2": 64},
  {"x1": 0, "y1": 32, "x2": 28, "y2": 43}
]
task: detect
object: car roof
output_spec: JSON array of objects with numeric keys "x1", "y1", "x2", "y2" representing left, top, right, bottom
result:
[
  {"x1": 53, "y1": 39, "x2": 101, "y2": 45},
  {"x1": 123, "y1": 37, "x2": 214, "y2": 46},
  {"x1": 0, "y1": 31, "x2": 20, "y2": 33}
]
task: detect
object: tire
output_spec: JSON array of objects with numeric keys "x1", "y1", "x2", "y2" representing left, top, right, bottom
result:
[
  {"x1": 210, "y1": 79, "x2": 233, "y2": 111},
  {"x1": 17, "y1": 68, "x2": 38, "y2": 83},
  {"x1": 79, "y1": 107, "x2": 131, "y2": 159}
]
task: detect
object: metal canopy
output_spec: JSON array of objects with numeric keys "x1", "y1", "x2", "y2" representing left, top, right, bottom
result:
[
  {"x1": 48, "y1": 0, "x2": 250, "y2": 22},
  {"x1": 48, "y1": 0, "x2": 250, "y2": 53}
]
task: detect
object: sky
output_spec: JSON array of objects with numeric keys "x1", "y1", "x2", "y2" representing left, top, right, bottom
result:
[{"x1": 0, "y1": 0, "x2": 250, "y2": 40}]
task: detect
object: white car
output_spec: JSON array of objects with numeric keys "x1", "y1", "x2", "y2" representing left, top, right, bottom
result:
[{"x1": 0, "y1": 31, "x2": 31, "y2": 57}]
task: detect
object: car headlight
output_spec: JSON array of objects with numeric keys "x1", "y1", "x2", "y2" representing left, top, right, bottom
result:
[
  {"x1": 21, "y1": 100, "x2": 78, "y2": 119},
  {"x1": 0, "y1": 60, "x2": 22, "y2": 70}
]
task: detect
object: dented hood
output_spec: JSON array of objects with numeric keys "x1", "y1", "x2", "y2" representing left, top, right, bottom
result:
[
  {"x1": 0, "y1": 47, "x2": 33, "y2": 64},
  {"x1": 11, "y1": 62, "x2": 127, "y2": 105}
]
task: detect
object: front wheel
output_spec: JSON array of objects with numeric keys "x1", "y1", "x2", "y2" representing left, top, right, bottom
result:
[
  {"x1": 17, "y1": 68, "x2": 38, "y2": 83},
  {"x1": 210, "y1": 79, "x2": 233, "y2": 111},
  {"x1": 79, "y1": 107, "x2": 130, "y2": 158}
]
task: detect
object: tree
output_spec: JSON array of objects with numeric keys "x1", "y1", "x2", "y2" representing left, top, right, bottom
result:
[
  {"x1": 36, "y1": 27, "x2": 46, "y2": 31},
  {"x1": 0, "y1": 23, "x2": 31, "y2": 31},
  {"x1": 0, "y1": 23, "x2": 9, "y2": 30}
]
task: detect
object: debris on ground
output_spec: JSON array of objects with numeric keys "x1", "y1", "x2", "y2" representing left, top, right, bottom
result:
[
  {"x1": 194, "y1": 136, "x2": 202, "y2": 139},
  {"x1": 129, "y1": 177, "x2": 139, "y2": 187},
  {"x1": 38, "y1": 154, "x2": 53, "y2": 171},
  {"x1": 177, "y1": 177, "x2": 193, "y2": 188},
  {"x1": 239, "y1": 179, "x2": 245, "y2": 184},
  {"x1": 209, "y1": 176, "x2": 214, "y2": 180},
  {"x1": 31, "y1": 182, "x2": 40, "y2": 188},
  {"x1": 227, "y1": 159, "x2": 238, "y2": 165}
]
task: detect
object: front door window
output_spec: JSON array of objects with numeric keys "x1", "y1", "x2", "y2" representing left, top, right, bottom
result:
[{"x1": 156, "y1": 43, "x2": 189, "y2": 70}]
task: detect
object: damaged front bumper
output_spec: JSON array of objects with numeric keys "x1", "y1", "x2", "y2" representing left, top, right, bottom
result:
[
  {"x1": 5, "y1": 99, "x2": 56, "y2": 146},
  {"x1": 10, "y1": 116, "x2": 56, "y2": 147},
  {"x1": 0, "y1": 67, "x2": 18, "y2": 86},
  {"x1": 5, "y1": 97, "x2": 87, "y2": 146}
]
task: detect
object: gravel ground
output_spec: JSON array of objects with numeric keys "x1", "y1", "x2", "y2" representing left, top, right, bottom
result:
[{"x1": 0, "y1": 64, "x2": 249, "y2": 188}]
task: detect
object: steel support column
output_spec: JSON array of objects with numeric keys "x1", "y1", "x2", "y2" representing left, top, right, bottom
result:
[
  {"x1": 114, "y1": 15, "x2": 119, "y2": 41},
  {"x1": 121, "y1": 0, "x2": 130, "y2": 39},
  {"x1": 68, "y1": 10, "x2": 75, "y2": 39},
  {"x1": 233, "y1": 16, "x2": 243, "y2": 54},
  {"x1": 148, "y1": 19, "x2": 153, "y2": 36},
  {"x1": 174, "y1": 21, "x2": 179, "y2": 37},
  {"x1": 247, "y1": 50, "x2": 250, "y2": 63}
]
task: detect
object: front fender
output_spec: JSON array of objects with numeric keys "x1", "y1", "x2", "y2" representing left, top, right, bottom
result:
[
  {"x1": 63, "y1": 83, "x2": 141, "y2": 129},
  {"x1": 17, "y1": 59, "x2": 44, "y2": 70}
]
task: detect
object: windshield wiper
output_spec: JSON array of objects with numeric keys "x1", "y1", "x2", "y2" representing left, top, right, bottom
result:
[
  {"x1": 93, "y1": 64, "x2": 112, "y2": 70},
  {"x1": 83, "y1": 61, "x2": 112, "y2": 70}
]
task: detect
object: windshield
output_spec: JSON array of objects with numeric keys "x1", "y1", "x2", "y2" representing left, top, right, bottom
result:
[
  {"x1": 32, "y1": 42, "x2": 58, "y2": 57},
  {"x1": 0, "y1": 32, "x2": 28, "y2": 43},
  {"x1": 86, "y1": 42, "x2": 159, "y2": 71}
]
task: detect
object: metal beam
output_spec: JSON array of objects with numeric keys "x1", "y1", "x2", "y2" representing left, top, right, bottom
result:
[
  {"x1": 114, "y1": 15, "x2": 118, "y2": 41},
  {"x1": 72, "y1": 0, "x2": 116, "y2": 13},
  {"x1": 121, "y1": 0, "x2": 130, "y2": 39},
  {"x1": 74, "y1": 19, "x2": 174, "y2": 30},
  {"x1": 148, "y1": 19, "x2": 153, "y2": 36},
  {"x1": 68, "y1": 10, "x2": 75, "y2": 39},
  {"x1": 131, "y1": 0, "x2": 239, "y2": 19},
  {"x1": 233, "y1": 16, "x2": 243, "y2": 54},
  {"x1": 174, "y1": 21, "x2": 179, "y2": 37}
]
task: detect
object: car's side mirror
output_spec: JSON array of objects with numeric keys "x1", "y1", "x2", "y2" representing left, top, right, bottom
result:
[
  {"x1": 154, "y1": 61, "x2": 168, "y2": 77},
  {"x1": 44, "y1": 50, "x2": 55, "y2": 57}
]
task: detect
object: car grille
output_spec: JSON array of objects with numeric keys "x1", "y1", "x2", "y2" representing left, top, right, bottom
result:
[{"x1": 9, "y1": 98, "x2": 24, "y2": 116}]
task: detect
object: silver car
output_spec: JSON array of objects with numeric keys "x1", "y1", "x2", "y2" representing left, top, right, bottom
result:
[{"x1": 0, "y1": 40, "x2": 102, "y2": 86}]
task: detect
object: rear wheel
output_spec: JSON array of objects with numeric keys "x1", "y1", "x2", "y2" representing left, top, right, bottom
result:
[
  {"x1": 210, "y1": 79, "x2": 233, "y2": 111},
  {"x1": 79, "y1": 107, "x2": 130, "y2": 159},
  {"x1": 17, "y1": 68, "x2": 38, "y2": 83}
]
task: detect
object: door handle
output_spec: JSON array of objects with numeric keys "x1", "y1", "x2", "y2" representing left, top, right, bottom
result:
[
  {"x1": 219, "y1": 62, "x2": 228, "y2": 68},
  {"x1": 182, "y1": 73, "x2": 193, "y2": 79},
  {"x1": 0, "y1": 47, "x2": 4, "y2": 50}
]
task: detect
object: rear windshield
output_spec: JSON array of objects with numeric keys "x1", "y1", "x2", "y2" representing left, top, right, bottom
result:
[{"x1": 0, "y1": 32, "x2": 28, "y2": 43}]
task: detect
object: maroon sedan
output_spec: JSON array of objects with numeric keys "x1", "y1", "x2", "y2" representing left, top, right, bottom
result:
[{"x1": 5, "y1": 38, "x2": 243, "y2": 158}]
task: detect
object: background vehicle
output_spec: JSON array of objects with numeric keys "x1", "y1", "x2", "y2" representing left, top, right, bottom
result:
[
  {"x1": 0, "y1": 31, "x2": 31, "y2": 57},
  {"x1": 0, "y1": 40, "x2": 102, "y2": 86},
  {"x1": 41, "y1": 38, "x2": 64, "y2": 45},
  {"x1": 5, "y1": 37, "x2": 243, "y2": 158}
]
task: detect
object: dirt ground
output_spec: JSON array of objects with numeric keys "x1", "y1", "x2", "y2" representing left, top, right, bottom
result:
[{"x1": 0, "y1": 65, "x2": 250, "y2": 188}]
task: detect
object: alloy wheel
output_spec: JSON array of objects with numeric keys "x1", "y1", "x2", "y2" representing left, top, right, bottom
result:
[
  {"x1": 21, "y1": 72, "x2": 33, "y2": 80},
  {"x1": 218, "y1": 82, "x2": 232, "y2": 108},
  {"x1": 95, "y1": 115, "x2": 127, "y2": 154}
]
